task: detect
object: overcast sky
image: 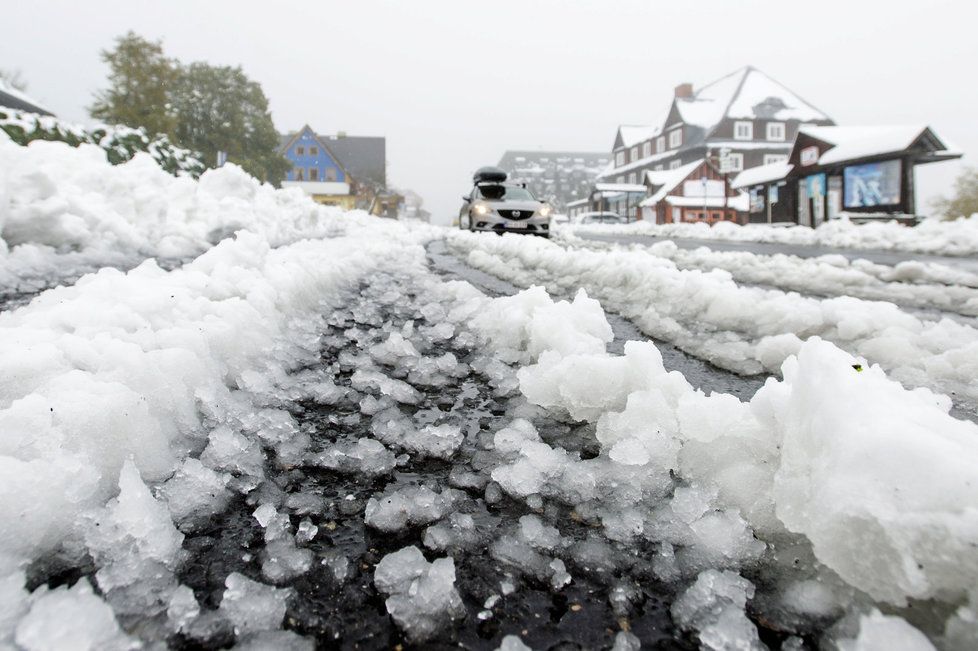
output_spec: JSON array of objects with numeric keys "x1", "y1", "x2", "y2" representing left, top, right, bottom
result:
[{"x1": 3, "y1": 0, "x2": 976, "y2": 223}]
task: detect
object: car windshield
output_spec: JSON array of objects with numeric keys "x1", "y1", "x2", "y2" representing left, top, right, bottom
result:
[{"x1": 477, "y1": 185, "x2": 535, "y2": 202}]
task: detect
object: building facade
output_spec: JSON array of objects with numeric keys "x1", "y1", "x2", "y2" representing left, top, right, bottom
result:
[
  {"x1": 279, "y1": 126, "x2": 397, "y2": 215},
  {"x1": 599, "y1": 67, "x2": 835, "y2": 191},
  {"x1": 733, "y1": 125, "x2": 961, "y2": 226},
  {"x1": 496, "y1": 151, "x2": 610, "y2": 211}
]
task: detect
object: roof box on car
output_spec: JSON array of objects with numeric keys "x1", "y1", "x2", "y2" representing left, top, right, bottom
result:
[{"x1": 473, "y1": 166, "x2": 507, "y2": 184}]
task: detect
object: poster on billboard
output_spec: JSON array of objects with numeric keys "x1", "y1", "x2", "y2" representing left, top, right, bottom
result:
[
  {"x1": 749, "y1": 187, "x2": 765, "y2": 213},
  {"x1": 844, "y1": 159, "x2": 902, "y2": 208}
]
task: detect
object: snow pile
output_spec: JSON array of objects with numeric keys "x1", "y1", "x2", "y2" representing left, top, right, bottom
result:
[
  {"x1": 450, "y1": 231, "x2": 978, "y2": 411},
  {"x1": 566, "y1": 215, "x2": 978, "y2": 256},
  {"x1": 577, "y1": 236, "x2": 978, "y2": 317},
  {"x1": 374, "y1": 546, "x2": 465, "y2": 642},
  {"x1": 468, "y1": 284, "x2": 978, "y2": 643}
]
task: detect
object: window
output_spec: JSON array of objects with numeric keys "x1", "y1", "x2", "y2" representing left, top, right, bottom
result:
[
  {"x1": 308, "y1": 168, "x2": 319, "y2": 181},
  {"x1": 668, "y1": 128, "x2": 682, "y2": 149},
  {"x1": 725, "y1": 153, "x2": 744, "y2": 172},
  {"x1": 629, "y1": 146, "x2": 639, "y2": 162},
  {"x1": 309, "y1": 146, "x2": 319, "y2": 156},
  {"x1": 615, "y1": 151, "x2": 625, "y2": 167},
  {"x1": 655, "y1": 164, "x2": 664, "y2": 171},
  {"x1": 628, "y1": 172, "x2": 637, "y2": 184},
  {"x1": 617, "y1": 175, "x2": 625, "y2": 183},
  {"x1": 642, "y1": 141, "x2": 652, "y2": 158},
  {"x1": 296, "y1": 146, "x2": 305, "y2": 155},
  {"x1": 669, "y1": 159, "x2": 682, "y2": 170},
  {"x1": 326, "y1": 167, "x2": 337, "y2": 181},
  {"x1": 734, "y1": 122, "x2": 753, "y2": 140},
  {"x1": 763, "y1": 154, "x2": 788, "y2": 166},
  {"x1": 766, "y1": 122, "x2": 786, "y2": 141},
  {"x1": 656, "y1": 135, "x2": 666, "y2": 152},
  {"x1": 294, "y1": 168, "x2": 304, "y2": 181}
]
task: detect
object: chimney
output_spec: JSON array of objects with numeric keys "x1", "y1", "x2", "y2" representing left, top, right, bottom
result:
[{"x1": 674, "y1": 83, "x2": 693, "y2": 99}]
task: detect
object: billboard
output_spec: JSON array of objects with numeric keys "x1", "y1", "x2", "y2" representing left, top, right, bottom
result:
[
  {"x1": 749, "y1": 187, "x2": 765, "y2": 213},
  {"x1": 844, "y1": 160, "x2": 902, "y2": 208}
]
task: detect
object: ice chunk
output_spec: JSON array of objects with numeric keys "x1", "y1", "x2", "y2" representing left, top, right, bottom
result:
[
  {"x1": 200, "y1": 426, "x2": 265, "y2": 478},
  {"x1": 166, "y1": 585, "x2": 199, "y2": 632},
  {"x1": 364, "y1": 485, "x2": 463, "y2": 533},
  {"x1": 838, "y1": 610, "x2": 936, "y2": 651},
  {"x1": 161, "y1": 458, "x2": 230, "y2": 526},
  {"x1": 312, "y1": 437, "x2": 397, "y2": 476},
  {"x1": 496, "y1": 634, "x2": 534, "y2": 650},
  {"x1": 15, "y1": 580, "x2": 135, "y2": 651},
  {"x1": 374, "y1": 546, "x2": 465, "y2": 642},
  {"x1": 86, "y1": 461, "x2": 184, "y2": 616},
  {"x1": 219, "y1": 572, "x2": 293, "y2": 636},
  {"x1": 350, "y1": 369, "x2": 422, "y2": 404},
  {"x1": 611, "y1": 631, "x2": 641, "y2": 651},
  {"x1": 371, "y1": 414, "x2": 464, "y2": 459},
  {"x1": 671, "y1": 570, "x2": 762, "y2": 651}
]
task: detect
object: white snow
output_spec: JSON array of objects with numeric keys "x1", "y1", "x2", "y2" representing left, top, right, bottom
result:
[
  {"x1": 450, "y1": 231, "x2": 978, "y2": 411},
  {"x1": 671, "y1": 570, "x2": 762, "y2": 651},
  {"x1": 838, "y1": 610, "x2": 936, "y2": 651},
  {"x1": 567, "y1": 215, "x2": 978, "y2": 256}
]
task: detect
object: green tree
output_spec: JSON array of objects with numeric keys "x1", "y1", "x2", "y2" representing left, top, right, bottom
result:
[
  {"x1": 89, "y1": 31, "x2": 177, "y2": 137},
  {"x1": 169, "y1": 62, "x2": 289, "y2": 183},
  {"x1": 933, "y1": 167, "x2": 978, "y2": 220}
]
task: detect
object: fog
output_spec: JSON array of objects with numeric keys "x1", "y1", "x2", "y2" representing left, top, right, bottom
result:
[{"x1": 3, "y1": 0, "x2": 975, "y2": 223}]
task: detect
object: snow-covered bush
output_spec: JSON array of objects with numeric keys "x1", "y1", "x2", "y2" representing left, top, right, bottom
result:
[{"x1": 0, "y1": 107, "x2": 205, "y2": 177}]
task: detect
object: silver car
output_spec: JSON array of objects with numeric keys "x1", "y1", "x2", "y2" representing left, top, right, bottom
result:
[{"x1": 458, "y1": 168, "x2": 552, "y2": 237}]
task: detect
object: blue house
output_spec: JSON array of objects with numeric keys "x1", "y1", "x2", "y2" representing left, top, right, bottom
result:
[{"x1": 279, "y1": 125, "x2": 355, "y2": 207}]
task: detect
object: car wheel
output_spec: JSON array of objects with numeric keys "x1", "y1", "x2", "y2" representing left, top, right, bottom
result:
[{"x1": 459, "y1": 213, "x2": 471, "y2": 230}]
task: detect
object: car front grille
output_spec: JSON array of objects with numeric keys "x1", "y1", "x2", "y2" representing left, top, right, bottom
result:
[{"x1": 497, "y1": 209, "x2": 533, "y2": 220}]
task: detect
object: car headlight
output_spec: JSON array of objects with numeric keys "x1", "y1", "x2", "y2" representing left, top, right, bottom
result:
[
  {"x1": 473, "y1": 202, "x2": 490, "y2": 215},
  {"x1": 539, "y1": 204, "x2": 553, "y2": 218}
]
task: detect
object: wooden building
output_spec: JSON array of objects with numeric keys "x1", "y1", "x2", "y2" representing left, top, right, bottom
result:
[
  {"x1": 732, "y1": 125, "x2": 961, "y2": 226},
  {"x1": 598, "y1": 66, "x2": 835, "y2": 188},
  {"x1": 640, "y1": 159, "x2": 747, "y2": 224}
]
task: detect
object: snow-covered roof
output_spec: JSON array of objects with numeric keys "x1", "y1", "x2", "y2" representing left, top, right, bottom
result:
[
  {"x1": 799, "y1": 125, "x2": 953, "y2": 165},
  {"x1": 664, "y1": 193, "x2": 750, "y2": 211},
  {"x1": 674, "y1": 66, "x2": 831, "y2": 134},
  {"x1": 731, "y1": 161, "x2": 794, "y2": 188},
  {"x1": 594, "y1": 183, "x2": 648, "y2": 194},
  {"x1": 617, "y1": 125, "x2": 660, "y2": 149},
  {"x1": 641, "y1": 160, "x2": 706, "y2": 206},
  {"x1": 0, "y1": 78, "x2": 53, "y2": 116}
]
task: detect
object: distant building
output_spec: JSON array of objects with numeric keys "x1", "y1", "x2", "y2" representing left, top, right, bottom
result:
[
  {"x1": 496, "y1": 151, "x2": 611, "y2": 211},
  {"x1": 279, "y1": 126, "x2": 400, "y2": 216},
  {"x1": 732, "y1": 125, "x2": 961, "y2": 226},
  {"x1": 639, "y1": 159, "x2": 746, "y2": 224},
  {"x1": 0, "y1": 80, "x2": 53, "y2": 116},
  {"x1": 599, "y1": 66, "x2": 835, "y2": 188}
]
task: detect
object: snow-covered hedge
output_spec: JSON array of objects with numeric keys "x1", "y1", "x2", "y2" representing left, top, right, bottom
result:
[
  {"x1": 0, "y1": 108, "x2": 205, "y2": 178},
  {"x1": 567, "y1": 215, "x2": 978, "y2": 257}
]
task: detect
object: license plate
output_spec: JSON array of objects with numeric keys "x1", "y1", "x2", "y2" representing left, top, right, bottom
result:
[{"x1": 507, "y1": 221, "x2": 527, "y2": 228}]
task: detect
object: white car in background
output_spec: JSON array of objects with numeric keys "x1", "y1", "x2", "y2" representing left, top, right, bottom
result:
[{"x1": 458, "y1": 167, "x2": 553, "y2": 238}]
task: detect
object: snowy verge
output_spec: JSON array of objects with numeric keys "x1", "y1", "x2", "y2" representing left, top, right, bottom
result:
[
  {"x1": 448, "y1": 231, "x2": 978, "y2": 412},
  {"x1": 563, "y1": 215, "x2": 978, "y2": 257},
  {"x1": 0, "y1": 221, "x2": 438, "y2": 643},
  {"x1": 559, "y1": 231, "x2": 978, "y2": 317},
  {"x1": 474, "y1": 283, "x2": 978, "y2": 645}
]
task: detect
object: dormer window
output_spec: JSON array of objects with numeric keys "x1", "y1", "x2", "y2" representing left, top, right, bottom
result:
[
  {"x1": 656, "y1": 136, "x2": 665, "y2": 152},
  {"x1": 296, "y1": 146, "x2": 305, "y2": 155},
  {"x1": 766, "y1": 122, "x2": 786, "y2": 141},
  {"x1": 734, "y1": 122, "x2": 753, "y2": 140},
  {"x1": 642, "y1": 141, "x2": 652, "y2": 158},
  {"x1": 310, "y1": 146, "x2": 319, "y2": 156},
  {"x1": 615, "y1": 151, "x2": 625, "y2": 167},
  {"x1": 668, "y1": 128, "x2": 682, "y2": 149},
  {"x1": 629, "y1": 146, "x2": 639, "y2": 162}
]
